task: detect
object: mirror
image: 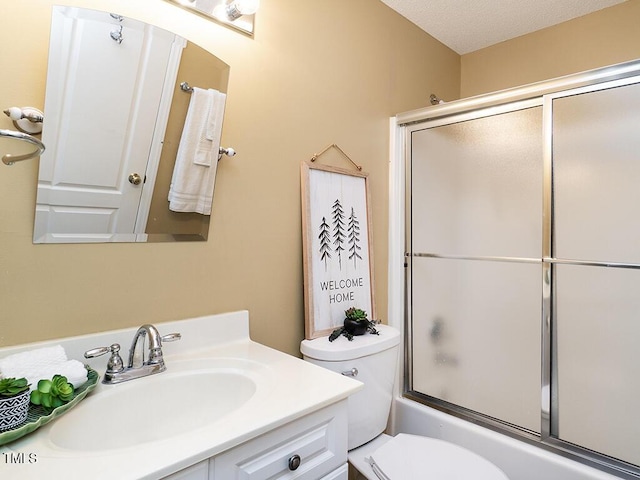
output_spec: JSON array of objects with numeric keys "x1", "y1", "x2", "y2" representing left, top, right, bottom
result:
[{"x1": 34, "y1": 6, "x2": 230, "y2": 243}]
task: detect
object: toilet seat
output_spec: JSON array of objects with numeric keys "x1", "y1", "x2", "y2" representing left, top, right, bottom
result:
[{"x1": 367, "y1": 434, "x2": 509, "y2": 479}]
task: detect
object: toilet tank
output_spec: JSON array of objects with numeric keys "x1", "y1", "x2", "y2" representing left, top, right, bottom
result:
[{"x1": 301, "y1": 325, "x2": 400, "y2": 450}]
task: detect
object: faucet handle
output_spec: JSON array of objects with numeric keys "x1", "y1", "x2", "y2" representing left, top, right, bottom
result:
[
  {"x1": 84, "y1": 346, "x2": 111, "y2": 358},
  {"x1": 84, "y1": 343, "x2": 125, "y2": 375},
  {"x1": 161, "y1": 333, "x2": 181, "y2": 343}
]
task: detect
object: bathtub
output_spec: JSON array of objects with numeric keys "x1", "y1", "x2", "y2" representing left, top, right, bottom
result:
[{"x1": 390, "y1": 396, "x2": 624, "y2": 480}]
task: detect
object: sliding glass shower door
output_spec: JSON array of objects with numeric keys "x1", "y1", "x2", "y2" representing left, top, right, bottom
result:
[
  {"x1": 408, "y1": 103, "x2": 544, "y2": 433},
  {"x1": 404, "y1": 68, "x2": 640, "y2": 476},
  {"x1": 552, "y1": 80, "x2": 640, "y2": 466}
]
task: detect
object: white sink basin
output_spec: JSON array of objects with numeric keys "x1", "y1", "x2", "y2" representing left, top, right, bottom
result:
[{"x1": 49, "y1": 359, "x2": 260, "y2": 451}]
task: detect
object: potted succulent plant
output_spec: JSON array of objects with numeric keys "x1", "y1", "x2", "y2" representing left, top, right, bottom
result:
[
  {"x1": 0, "y1": 378, "x2": 30, "y2": 431},
  {"x1": 329, "y1": 307, "x2": 380, "y2": 341},
  {"x1": 30, "y1": 375, "x2": 75, "y2": 409}
]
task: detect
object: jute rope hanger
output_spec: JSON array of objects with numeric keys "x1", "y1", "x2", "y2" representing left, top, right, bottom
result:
[{"x1": 310, "y1": 143, "x2": 362, "y2": 171}]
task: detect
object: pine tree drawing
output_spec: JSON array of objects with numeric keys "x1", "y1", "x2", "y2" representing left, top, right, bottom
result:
[
  {"x1": 348, "y1": 207, "x2": 362, "y2": 267},
  {"x1": 318, "y1": 216, "x2": 332, "y2": 269},
  {"x1": 331, "y1": 199, "x2": 346, "y2": 269}
]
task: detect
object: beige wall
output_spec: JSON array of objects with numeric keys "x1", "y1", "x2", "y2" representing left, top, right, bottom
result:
[
  {"x1": 461, "y1": 0, "x2": 640, "y2": 97},
  {"x1": 0, "y1": 0, "x2": 459, "y2": 356}
]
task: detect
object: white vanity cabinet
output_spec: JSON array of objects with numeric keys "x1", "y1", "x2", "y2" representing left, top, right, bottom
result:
[
  {"x1": 164, "y1": 401, "x2": 349, "y2": 480},
  {"x1": 0, "y1": 312, "x2": 361, "y2": 480}
]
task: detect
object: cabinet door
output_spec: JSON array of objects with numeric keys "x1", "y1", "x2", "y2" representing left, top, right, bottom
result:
[
  {"x1": 319, "y1": 464, "x2": 348, "y2": 480},
  {"x1": 213, "y1": 401, "x2": 348, "y2": 479}
]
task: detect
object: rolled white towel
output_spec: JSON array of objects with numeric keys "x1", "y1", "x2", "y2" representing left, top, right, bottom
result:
[
  {"x1": 60, "y1": 359, "x2": 89, "y2": 388},
  {"x1": 0, "y1": 345, "x2": 67, "y2": 373},
  {"x1": 11, "y1": 360, "x2": 88, "y2": 391},
  {"x1": 0, "y1": 345, "x2": 88, "y2": 390}
]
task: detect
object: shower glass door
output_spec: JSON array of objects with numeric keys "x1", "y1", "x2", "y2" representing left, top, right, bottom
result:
[
  {"x1": 404, "y1": 69, "x2": 640, "y2": 475},
  {"x1": 552, "y1": 80, "x2": 640, "y2": 466},
  {"x1": 408, "y1": 102, "x2": 544, "y2": 433}
]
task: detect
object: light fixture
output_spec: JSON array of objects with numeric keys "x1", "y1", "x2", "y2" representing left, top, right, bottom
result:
[
  {"x1": 223, "y1": 0, "x2": 260, "y2": 21},
  {"x1": 164, "y1": 0, "x2": 259, "y2": 36}
]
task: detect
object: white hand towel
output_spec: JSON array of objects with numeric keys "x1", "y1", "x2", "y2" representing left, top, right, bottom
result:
[
  {"x1": 0, "y1": 345, "x2": 88, "y2": 390},
  {"x1": 190, "y1": 88, "x2": 215, "y2": 168},
  {"x1": 168, "y1": 87, "x2": 227, "y2": 215},
  {"x1": 0, "y1": 345, "x2": 67, "y2": 374},
  {"x1": 205, "y1": 90, "x2": 226, "y2": 145}
]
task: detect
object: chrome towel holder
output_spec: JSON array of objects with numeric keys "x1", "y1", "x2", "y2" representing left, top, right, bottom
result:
[
  {"x1": 180, "y1": 81, "x2": 195, "y2": 93},
  {"x1": 0, "y1": 129, "x2": 46, "y2": 165},
  {"x1": 218, "y1": 146, "x2": 236, "y2": 160},
  {"x1": 4, "y1": 106, "x2": 44, "y2": 134}
]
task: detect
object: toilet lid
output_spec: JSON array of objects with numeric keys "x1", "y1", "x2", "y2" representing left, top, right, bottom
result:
[
  {"x1": 368, "y1": 434, "x2": 509, "y2": 479},
  {"x1": 301, "y1": 324, "x2": 400, "y2": 361}
]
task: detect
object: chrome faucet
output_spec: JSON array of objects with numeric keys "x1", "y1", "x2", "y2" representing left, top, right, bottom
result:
[
  {"x1": 85, "y1": 324, "x2": 181, "y2": 384},
  {"x1": 128, "y1": 324, "x2": 164, "y2": 369}
]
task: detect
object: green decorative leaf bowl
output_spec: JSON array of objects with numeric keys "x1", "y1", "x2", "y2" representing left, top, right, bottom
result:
[{"x1": 0, "y1": 367, "x2": 99, "y2": 446}]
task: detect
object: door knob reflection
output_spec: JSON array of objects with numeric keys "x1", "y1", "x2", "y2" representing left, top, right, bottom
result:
[{"x1": 128, "y1": 173, "x2": 142, "y2": 185}]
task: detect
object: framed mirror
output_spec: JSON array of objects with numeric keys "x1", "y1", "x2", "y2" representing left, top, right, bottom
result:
[{"x1": 34, "y1": 6, "x2": 230, "y2": 243}]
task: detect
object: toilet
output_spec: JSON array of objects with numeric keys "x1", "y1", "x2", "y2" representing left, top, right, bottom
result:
[{"x1": 301, "y1": 324, "x2": 509, "y2": 479}]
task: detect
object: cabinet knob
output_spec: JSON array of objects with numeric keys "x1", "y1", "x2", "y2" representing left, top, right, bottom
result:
[{"x1": 288, "y1": 454, "x2": 301, "y2": 471}]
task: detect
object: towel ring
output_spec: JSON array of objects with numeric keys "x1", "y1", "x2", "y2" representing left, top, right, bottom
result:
[{"x1": 1, "y1": 129, "x2": 46, "y2": 165}]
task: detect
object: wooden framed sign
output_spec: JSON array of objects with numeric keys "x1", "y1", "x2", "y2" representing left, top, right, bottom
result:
[{"x1": 301, "y1": 160, "x2": 376, "y2": 339}]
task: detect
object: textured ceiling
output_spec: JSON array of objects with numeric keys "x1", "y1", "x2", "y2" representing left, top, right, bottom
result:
[{"x1": 379, "y1": 0, "x2": 626, "y2": 54}]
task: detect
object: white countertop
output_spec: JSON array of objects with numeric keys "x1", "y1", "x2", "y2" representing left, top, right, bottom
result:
[{"x1": 0, "y1": 311, "x2": 362, "y2": 479}]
